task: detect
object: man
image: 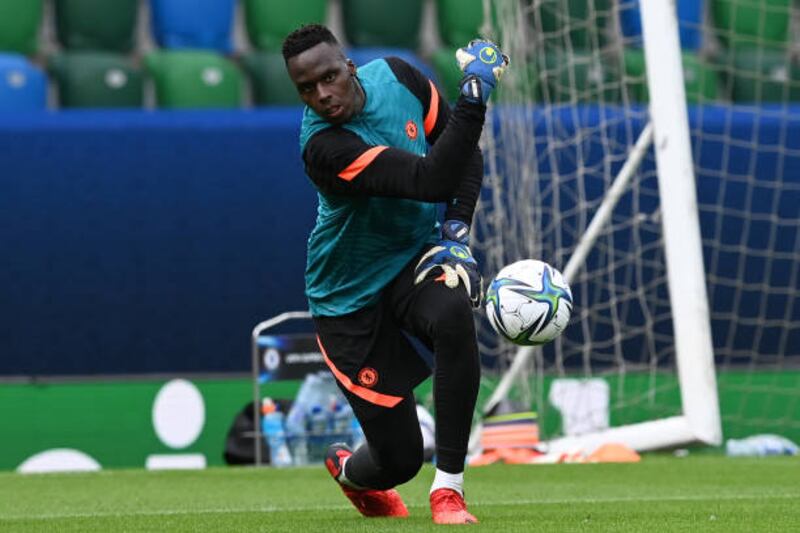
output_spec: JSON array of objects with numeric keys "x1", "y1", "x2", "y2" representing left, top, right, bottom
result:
[{"x1": 282, "y1": 24, "x2": 507, "y2": 525}]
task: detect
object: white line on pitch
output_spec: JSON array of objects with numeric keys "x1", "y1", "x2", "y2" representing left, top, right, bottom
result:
[{"x1": 1, "y1": 493, "x2": 798, "y2": 522}]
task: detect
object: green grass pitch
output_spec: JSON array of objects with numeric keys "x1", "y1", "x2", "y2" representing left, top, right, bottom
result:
[{"x1": 0, "y1": 456, "x2": 797, "y2": 532}]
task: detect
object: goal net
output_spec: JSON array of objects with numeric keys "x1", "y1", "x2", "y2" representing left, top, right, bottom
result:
[{"x1": 471, "y1": 0, "x2": 800, "y2": 454}]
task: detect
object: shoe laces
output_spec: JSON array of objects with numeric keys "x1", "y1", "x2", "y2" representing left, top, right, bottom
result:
[{"x1": 432, "y1": 489, "x2": 467, "y2": 512}]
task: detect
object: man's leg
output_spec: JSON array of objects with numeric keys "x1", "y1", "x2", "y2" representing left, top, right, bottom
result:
[
  {"x1": 399, "y1": 276, "x2": 480, "y2": 477},
  {"x1": 315, "y1": 304, "x2": 430, "y2": 518},
  {"x1": 341, "y1": 394, "x2": 423, "y2": 489},
  {"x1": 393, "y1": 269, "x2": 481, "y2": 524},
  {"x1": 324, "y1": 394, "x2": 422, "y2": 518}
]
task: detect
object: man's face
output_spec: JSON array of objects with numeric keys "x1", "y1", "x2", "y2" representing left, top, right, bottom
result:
[{"x1": 286, "y1": 42, "x2": 359, "y2": 125}]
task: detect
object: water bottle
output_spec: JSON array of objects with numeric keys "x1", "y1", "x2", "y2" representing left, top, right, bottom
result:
[
  {"x1": 307, "y1": 404, "x2": 329, "y2": 462},
  {"x1": 291, "y1": 372, "x2": 338, "y2": 413},
  {"x1": 330, "y1": 400, "x2": 352, "y2": 440},
  {"x1": 350, "y1": 415, "x2": 365, "y2": 450},
  {"x1": 261, "y1": 398, "x2": 292, "y2": 467},
  {"x1": 725, "y1": 434, "x2": 799, "y2": 457},
  {"x1": 285, "y1": 404, "x2": 308, "y2": 466}
]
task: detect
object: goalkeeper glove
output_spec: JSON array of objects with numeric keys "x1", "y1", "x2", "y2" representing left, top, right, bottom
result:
[
  {"x1": 456, "y1": 39, "x2": 510, "y2": 104},
  {"x1": 414, "y1": 220, "x2": 483, "y2": 308}
]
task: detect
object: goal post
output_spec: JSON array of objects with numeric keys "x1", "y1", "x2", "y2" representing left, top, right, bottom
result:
[
  {"x1": 638, "y1": 0, "x2": 721, "y2": 448},
  {"x1": 468, "y1": 0, "x2": 746, "y2": 455}
]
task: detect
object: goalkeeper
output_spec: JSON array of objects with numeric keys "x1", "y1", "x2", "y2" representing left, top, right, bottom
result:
[{"x1": 282, "y1": 24, "x2": 508, "y2": 525}]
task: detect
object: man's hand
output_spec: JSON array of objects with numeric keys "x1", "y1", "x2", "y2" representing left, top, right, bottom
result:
[
  {"x1": 414, "y1": 221, "x2": 483, "y2": 307},
  {"x1": 456, "y1": 39, "x2": 509, "y2": 104}
]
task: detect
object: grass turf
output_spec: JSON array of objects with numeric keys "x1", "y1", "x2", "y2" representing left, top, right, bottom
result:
[{"x1": 0, "y1": 455, "x2": 797, "y2": 532}]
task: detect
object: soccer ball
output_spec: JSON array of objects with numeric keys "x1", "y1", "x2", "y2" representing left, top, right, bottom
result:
[{"x1": 485, "y1": 259, "x2": 573, "y2": 346}]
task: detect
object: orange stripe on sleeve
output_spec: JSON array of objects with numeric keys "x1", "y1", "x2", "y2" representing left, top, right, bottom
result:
[
  {"x1": 337, "y1": 145, "x2": 389, "y2": 181},
  {"x1": 316, "y1": 335, "x2": 403, "y2": 408},
  {"x1": 423, "y1": 79, "x2": 440, "y2": 135}
]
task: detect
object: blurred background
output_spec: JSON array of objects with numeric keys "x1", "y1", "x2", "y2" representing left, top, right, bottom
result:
[
  {"x1": 0, "y1": 0, "x2": 475, "y2": 473},
  {"x1": 0, "y1": 0, "x2": 798, "y2": 472}
]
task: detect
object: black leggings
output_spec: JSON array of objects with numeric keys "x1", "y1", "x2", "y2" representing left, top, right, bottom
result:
[
  {"x1": 346, "y1": 260, "x2": 480, "y2": 489},
  {"x1": 345, "y1": 394, "x2": 423, "y2": 490}
]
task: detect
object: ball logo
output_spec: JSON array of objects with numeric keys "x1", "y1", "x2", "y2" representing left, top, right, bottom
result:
[
  {"x1": 405, "y1": 120, "x2": 418, "y2": 140},
  {"x1": 479, "y1": 47, "x2": 497, "y2": 65},
  {"x1": 358, "y1": 367, "x2": 378, "y2": 388},
  {"x1": 449, "y1": 245, "x2": 470, "y2": 259}
]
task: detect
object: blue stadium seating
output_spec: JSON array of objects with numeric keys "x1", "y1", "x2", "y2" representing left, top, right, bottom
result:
[
  {"x1": 149, "y1": 0, "x2": 235, "y2": 53},
  {"x1": 345, "y1": 47, "x2": 439, "y2": 85},
  {"x1": 619, "y1": 0, "x2": 704, "y2": 50},
  {"x1": 0, "y1": 54, "x2": 47, "y2": 111}
]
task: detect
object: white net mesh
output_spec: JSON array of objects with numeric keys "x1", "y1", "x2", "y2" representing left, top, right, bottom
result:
[{"x1": 474, "y1": 0, "x2": 800, "y2": 444}]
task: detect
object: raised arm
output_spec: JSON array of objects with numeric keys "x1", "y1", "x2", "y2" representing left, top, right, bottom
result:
[
  {"x1": 383, "y1": 57, "x2": 484, "y2": 228},
  {"x1": 304, "y1": 40, "x2": 508, "y2": 203},
  {"x1": 303, "y1": 95, "x2": 486, "y2": 202}
]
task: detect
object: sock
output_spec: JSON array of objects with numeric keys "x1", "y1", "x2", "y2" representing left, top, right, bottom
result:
[
  {"x1": 337, "y1": 455, "x2": 365, "y2": 490},
  {"x1": 430, "y1": 468, "x2": 464, "y2": 496}
]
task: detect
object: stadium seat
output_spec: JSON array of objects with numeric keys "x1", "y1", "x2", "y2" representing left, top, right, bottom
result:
[
  {"x1": 618, "y1": 0, "x2": 704, "y2": 51},
  {"x1": 244, "y1": 0, "x2": 327, "y2": 51},
  {"x1": 623, "y1": 49, "x2": 719, "y2": 104},
  {"x1": 494, "y1": 60, "x2": 540, "y2": 103},
  {"x1": 341, "y1": 0, "x2": 423, "y2": 48},
  {"x1": 242, "y1": 51, "x2": 300, "y2": 106},
  {"x1": 537, "y1": 0, "x2": 611, "y2": 50},
  {"x1": 543, "y1": 49, "x2": 619, "y2": 103},
  {"x1": 149, "y1": 0, "x2": 235, "y2": 53},
  {"x1": 679, "y1": 54, "x2": 721, "y2": 104},
  {"x1": 435, "y1": 0, "x2": 483, "y2": 48},
  {"x1": 145, "y1": 50, "x2": 243, "y2": 109},
  {"x1": 711, "y1": 0, "x2": 791, "y2": 51},
  {"x1": 48, "y1": 52, "x2": 143, "y2": 108},
  {"x1": 0, "y1": 0, "x2": 42, "y2": 55},
  {"x1": 346, "y1": 47, "x2": 438, "y2": 86},
  {"x1": 721, "y1": 48, "x2": 800, "y2": 103},
  {"x1": 623, "y1": 51, "x2": 653, "y2": 102},
  {"x1": 54, "y1": 0, "x2": 138, "y2": 53},
  {"x1": 0, "y1": 53, "x2": 47, "y2": 111},
  {"x1": 431, "y1": 47, "x2": 540, "y2": 103},
  {"x1": 430, "y1": 47, "x2": 462, "y2": 102}
]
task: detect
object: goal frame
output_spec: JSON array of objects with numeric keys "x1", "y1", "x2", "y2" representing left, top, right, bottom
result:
[{"x1": 473, "y1": 0, "x2": 722, "y2": 454}]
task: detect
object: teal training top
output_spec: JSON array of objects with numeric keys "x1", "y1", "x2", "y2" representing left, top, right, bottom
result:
[{"x1": 299, "y1": 59, "x2": 439, "y2": 316}]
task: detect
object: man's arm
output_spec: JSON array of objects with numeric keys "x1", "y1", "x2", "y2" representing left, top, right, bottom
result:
[
  {"x1": 384, "y1": 57, "x2": 483, "y2": 227},
  {"x1": 411, "y1": 40, "x2": 509, "y2": 307},
  {"x1": 303, "y1": 95, "x2": 486, "y2": 202}
]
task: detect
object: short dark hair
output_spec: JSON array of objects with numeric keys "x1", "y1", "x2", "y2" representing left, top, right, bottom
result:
[{"x1": 282, "y1": 24, "x2": 340, "y2": 63}]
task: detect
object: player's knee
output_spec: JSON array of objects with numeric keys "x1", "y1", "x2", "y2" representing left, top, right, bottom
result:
[
  {"x1": 432, "y1": 290, "x2": 474, "y2": 337},
  {"x1": 383, "y1": 450, "x2": 424, "y2": 485},
  {"x1": 373, "y1": 434, "x2": 424, "y2": 486}
]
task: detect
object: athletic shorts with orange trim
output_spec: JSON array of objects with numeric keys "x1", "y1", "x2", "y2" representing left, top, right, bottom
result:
[{"x1": 313, "y1": 286, "x2": 433, "y2": 421}]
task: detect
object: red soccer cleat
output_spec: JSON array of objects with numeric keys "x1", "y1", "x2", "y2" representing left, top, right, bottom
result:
[
  {"x1": 430, "y1": 488, "x2": 479, "y2": 525},
  {"x1": 325, "y1": 443, "x2": 409, "y2": 518}
]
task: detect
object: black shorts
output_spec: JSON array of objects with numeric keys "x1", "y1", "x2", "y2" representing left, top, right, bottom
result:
[{"x1": 314, "y1": 247, "x2": 444, "y2": 421}]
